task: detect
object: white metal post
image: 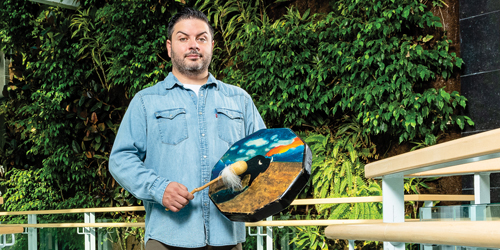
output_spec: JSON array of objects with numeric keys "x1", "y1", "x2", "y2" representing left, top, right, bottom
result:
[
  {"x1": 84, "y1": 212, "x2": 96, "y2": 250},
  {"x1": 257, "y1": 227, "x2": 263, "y2": 250},
  {"x1": 421, "y1": 201, "x2": 433, "y2": 220},
  {"x1": 382, "y1": 175, "x2": 405, "y2": 250},
  {"x1": 471, "y1": 173, "x2": 490, "y2": 222},
  {"x1": 474, "y1": 173, "x2": 490, "y2": 205},
  {"x1": 422, "y1": 201, "x2": 434, "y2": 250},
  {"x1": 348, "y1": 240, "x2": 355, "y2": 250},
  {"x1": 248, "y1": 217, "x2": 273, "y2": 250},
  {"x1": 28, "y1": 214, "x2": 37, "y2": 250},
  {"x1": 248, "y1": 226, "x2": 264, "y2": 250},
  {"x1": 266, "y1": 216, "x2": 272, "y2": 250}
]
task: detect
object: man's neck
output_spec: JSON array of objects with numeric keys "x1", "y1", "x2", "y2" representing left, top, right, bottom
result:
[{"x1": 172, "y1": 68, "x2": 209, "y2": 85}]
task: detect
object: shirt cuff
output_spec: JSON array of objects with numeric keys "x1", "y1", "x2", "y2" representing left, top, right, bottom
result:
[{"x1": 150, "y1": 177, "x2": 171, "y2": 206}]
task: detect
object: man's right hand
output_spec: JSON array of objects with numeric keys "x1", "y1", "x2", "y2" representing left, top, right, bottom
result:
[{"x1": 162, "y1": 182, "x2": 194, "y2": 212}]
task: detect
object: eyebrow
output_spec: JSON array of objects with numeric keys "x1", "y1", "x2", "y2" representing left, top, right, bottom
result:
[{"x1": 176, "y1": 31, "x2": 209, "y2": 37}]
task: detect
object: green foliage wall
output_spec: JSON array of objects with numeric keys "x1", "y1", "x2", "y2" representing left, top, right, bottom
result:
[
  {"x1": 227, "y1": 1, "x2": 471, "y2": 143},
  {"x1": 0, "y1": 0, "x2": 471, "y2": 249},
  {"x1": 0, "y1": 0, "x2": 183, "y2": 217}
]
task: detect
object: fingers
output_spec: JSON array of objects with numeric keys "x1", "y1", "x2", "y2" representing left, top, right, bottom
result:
[
  {"x1": 180, "y1": 188, "x2": 194, "y2": 201},
  {"x1": 169, "y1": 199, "x2": 188, "y2": 212},
  {"x1": 176, "y1": 184, "x2": 194, "y2": 201},
  {"x1": 162, "y1": 182, "x2": 194, "y2": 212}
]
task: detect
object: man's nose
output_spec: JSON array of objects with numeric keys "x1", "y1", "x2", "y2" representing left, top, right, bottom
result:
[{"x1": 188, "y1": 38, "x2": 199, "y2": 50}]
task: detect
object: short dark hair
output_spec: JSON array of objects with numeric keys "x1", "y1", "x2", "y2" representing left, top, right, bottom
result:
[{"x1": 167, "y1": 7, "x2": 214, "y2": 40}]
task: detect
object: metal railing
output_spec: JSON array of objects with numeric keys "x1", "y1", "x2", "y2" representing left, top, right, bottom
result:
[
  {"x1": 0, "y1": 194, "x2": 475, "y2": 250},
  {"x1": 325, "y1": 128, "x2": 500, "y2": 249}
]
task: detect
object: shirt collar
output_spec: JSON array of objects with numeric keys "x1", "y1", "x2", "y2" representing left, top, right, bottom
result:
[{"x1": 164, "y1": 72, "x2": 219, "y2": 90}]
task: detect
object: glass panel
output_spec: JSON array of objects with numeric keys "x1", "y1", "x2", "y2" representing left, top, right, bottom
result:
[
  {"x1": 420, "y1": 203, "x2": 500, "y2": 221},
  {"x1": 419, "y1": 203, "x2": 500, "y2": 250},
  {"x1": 0, "y1": 214, "x2": 147, "y2": 250},
  {"x1": 1, "y1": 233, "x2": 27, "y2": 250},
  {"x1": 39, "y1": 227, "x2": 84, "y2": 250}
]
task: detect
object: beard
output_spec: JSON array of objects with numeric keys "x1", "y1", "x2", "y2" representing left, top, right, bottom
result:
[{"x1": 171, "y1": 48, "x2": 212, "y2": 77}]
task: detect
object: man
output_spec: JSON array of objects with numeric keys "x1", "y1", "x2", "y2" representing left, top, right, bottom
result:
[{"x1": 109, "y1": 7, "x2": 266, "y2": 250}]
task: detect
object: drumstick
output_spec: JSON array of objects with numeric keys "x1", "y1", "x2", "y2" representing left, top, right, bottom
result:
[
  {"x1": 191, "y1": 161, "x2": 248, "y2": 194},
  {"x1": 165, "y1": 161, "x2": 248, "y2": 211}
]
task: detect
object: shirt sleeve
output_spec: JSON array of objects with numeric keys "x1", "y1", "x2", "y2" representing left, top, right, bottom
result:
[
  {"x1": 108, "y1": 93, "x2": 170, "y2": 206},
  {"x1": 244, "y1": 95, "x2": 267, "y2": 135}
]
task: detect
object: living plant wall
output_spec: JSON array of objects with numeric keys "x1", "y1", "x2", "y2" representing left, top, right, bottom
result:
[{"x1": 0, "y1": 0, "x2": 472, "y2": 249}]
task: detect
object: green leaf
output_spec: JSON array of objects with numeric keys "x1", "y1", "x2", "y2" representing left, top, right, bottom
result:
[
  {"x1": 72, "y1": 140, "x2": 81, "y2": 154},
  {"x1": 422, "y1": 35, "x2": 434, "y2": 43}
]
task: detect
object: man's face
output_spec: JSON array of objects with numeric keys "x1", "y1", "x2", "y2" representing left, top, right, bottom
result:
[{"x1": 167, "y1": 18, "x2": 214, "y2": 77}]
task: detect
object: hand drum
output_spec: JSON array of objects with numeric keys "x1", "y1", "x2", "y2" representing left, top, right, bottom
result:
[{"x1": 209, "y1": 128, "x2": 312, "y2": 222}]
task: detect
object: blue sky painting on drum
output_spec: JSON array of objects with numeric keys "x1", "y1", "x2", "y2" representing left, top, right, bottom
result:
[{"x1": 211, "y1": 128, "x2": 304, "y2": 180}]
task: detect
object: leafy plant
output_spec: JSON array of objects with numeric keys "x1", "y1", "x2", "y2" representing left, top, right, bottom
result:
[
  {"x1": 290, "y1": 214, "x2": 329, "y2": 250},
  {"x1": 305, "y1": 121, "x2": 382, "y2": 221}
]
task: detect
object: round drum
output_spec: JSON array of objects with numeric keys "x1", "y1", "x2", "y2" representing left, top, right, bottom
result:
[{"x1": 209, "y1": 128, "x2": 312, "y2": 222}]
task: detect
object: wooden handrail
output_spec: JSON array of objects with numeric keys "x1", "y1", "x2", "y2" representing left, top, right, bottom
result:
[
  {"x1": 325, "y1": 221, "x2": 500, "y2": 248},
  {"x1": 290, "y1": 197, "x2": 383, "y2": 205},
  {"x1": 245, "y1": 219, "x2": 419, "y2": 227},
  {"x1": 0, "y1": 195, "x2": 473, "y2": 216},
  {"x1": 0, "y1": 223, "x2": 144, "y2": 228},
  {"x1": 0, "y1": 220, "x2": 422, "y2": 228},
  {"x1": 0, "y1": 206, "x2": 146, "y2": 216},
  {"x1": 0, "y1": 227, "x2": 23, "y2": 234},
  {"x1": 407, "y1": 158, "x2": 500, "y2": 178},
  {"x1": 403, "y1": 194, "x2": 474, "y2": 201},
  {"x1": 365, "y1": 128, "x2": 500, "y2": 178},
  {"x1": 290, "y1": 195, "x2": 474, "y2": 205}
]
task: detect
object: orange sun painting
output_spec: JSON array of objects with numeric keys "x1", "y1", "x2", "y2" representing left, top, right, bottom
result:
[{"x1": 265, "y1": 137, "x2": 304, "y2": 157}]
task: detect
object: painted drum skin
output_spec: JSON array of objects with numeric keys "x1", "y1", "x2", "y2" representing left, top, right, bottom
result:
[{"x1": 209, "y1": 128, "x2": 312, "y2": 222}]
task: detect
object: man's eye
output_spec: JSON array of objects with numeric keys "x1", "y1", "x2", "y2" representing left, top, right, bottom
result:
[
  {"x1": 180, "y1": 38, "x2": 187, "y2": 42},
  {"x1": 198, "y1": 38, "x2": 207, "y2": 42}
]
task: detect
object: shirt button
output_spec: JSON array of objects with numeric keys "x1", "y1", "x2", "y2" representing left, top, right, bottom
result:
[
  {"x1": 200, "y1": 93, "x2": 203, "y2": 97},
  {"x1": 199, "y1": 112, "x2": 202, "y2": 115},
  {"x1": 204, "y1": 203, "x2": 208, "y2": 206},
  {"x1": 204, "y1": 179, "x2": 208, "y2": 182},
  {"x1": 203, "y1": 155, "x2": 207, "y2": 158},
  {"x1": 202, "y1": 134, "x2": 205, "y2": 137}
]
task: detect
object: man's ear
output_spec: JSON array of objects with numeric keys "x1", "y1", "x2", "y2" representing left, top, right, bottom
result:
[{"x1": 167, "y1": 40, "x2": 172, "y2": 57}]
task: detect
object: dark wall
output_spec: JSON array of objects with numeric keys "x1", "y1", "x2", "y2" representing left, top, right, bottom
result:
[
  {"x1": 460, "y1": 1, "x2": 500, "y2": 134},
  {"x1": 459, "y1": 0, "x2": 500, "y2": 203}
]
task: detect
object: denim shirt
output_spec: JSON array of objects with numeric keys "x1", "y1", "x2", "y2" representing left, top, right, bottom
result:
[{"x1": 109, "y1": 72, "x2": 266, "y2": 248}]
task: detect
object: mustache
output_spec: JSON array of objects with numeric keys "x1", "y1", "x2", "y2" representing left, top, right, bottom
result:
[{"x1": 185, "y1": 51, "x2": 202, "y2": 57}]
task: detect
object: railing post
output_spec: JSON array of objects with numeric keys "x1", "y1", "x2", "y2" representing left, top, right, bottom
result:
[
  {"x1": 84, "y1": 212, "x2": 96, "y2": 250},
  {"x1": 474, "y1": 173, "x2": 490, "y2": 205},
  {"x1": 348, "y1": 240, "x2": 355, "y2": 250},
  {"x1": 28, "y1": 214, "x2": 37, "y2": 250},
  {"x1": 247, "y1": 217, "x2": 273, "y2": 250},
  {"x1": 257, "y1": 227, "x2": 263, "y2": 250},
  {"x1": 421, "y1": 201, "x2": 434, "y2": 250},
  {"x1": 266, "y1": 216, "x2": 272, "y2": 250},
  {"x1": 248, "y1": 226, "x2": 264, "y2": 250},
  {"x1": 382, "y1": 175, "x2": 405, "y2": 250},
  {"x1": 471, "y1": 173, "x2": 490, "y2": 222}
]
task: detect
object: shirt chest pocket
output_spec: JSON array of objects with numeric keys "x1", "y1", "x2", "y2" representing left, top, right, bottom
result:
[
  {"x1": 155, "y1": 108, "x2": 188, "y2": 145},
  {"x1": 216, "y1": 108, "x2": 244, "y2": 146}
]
